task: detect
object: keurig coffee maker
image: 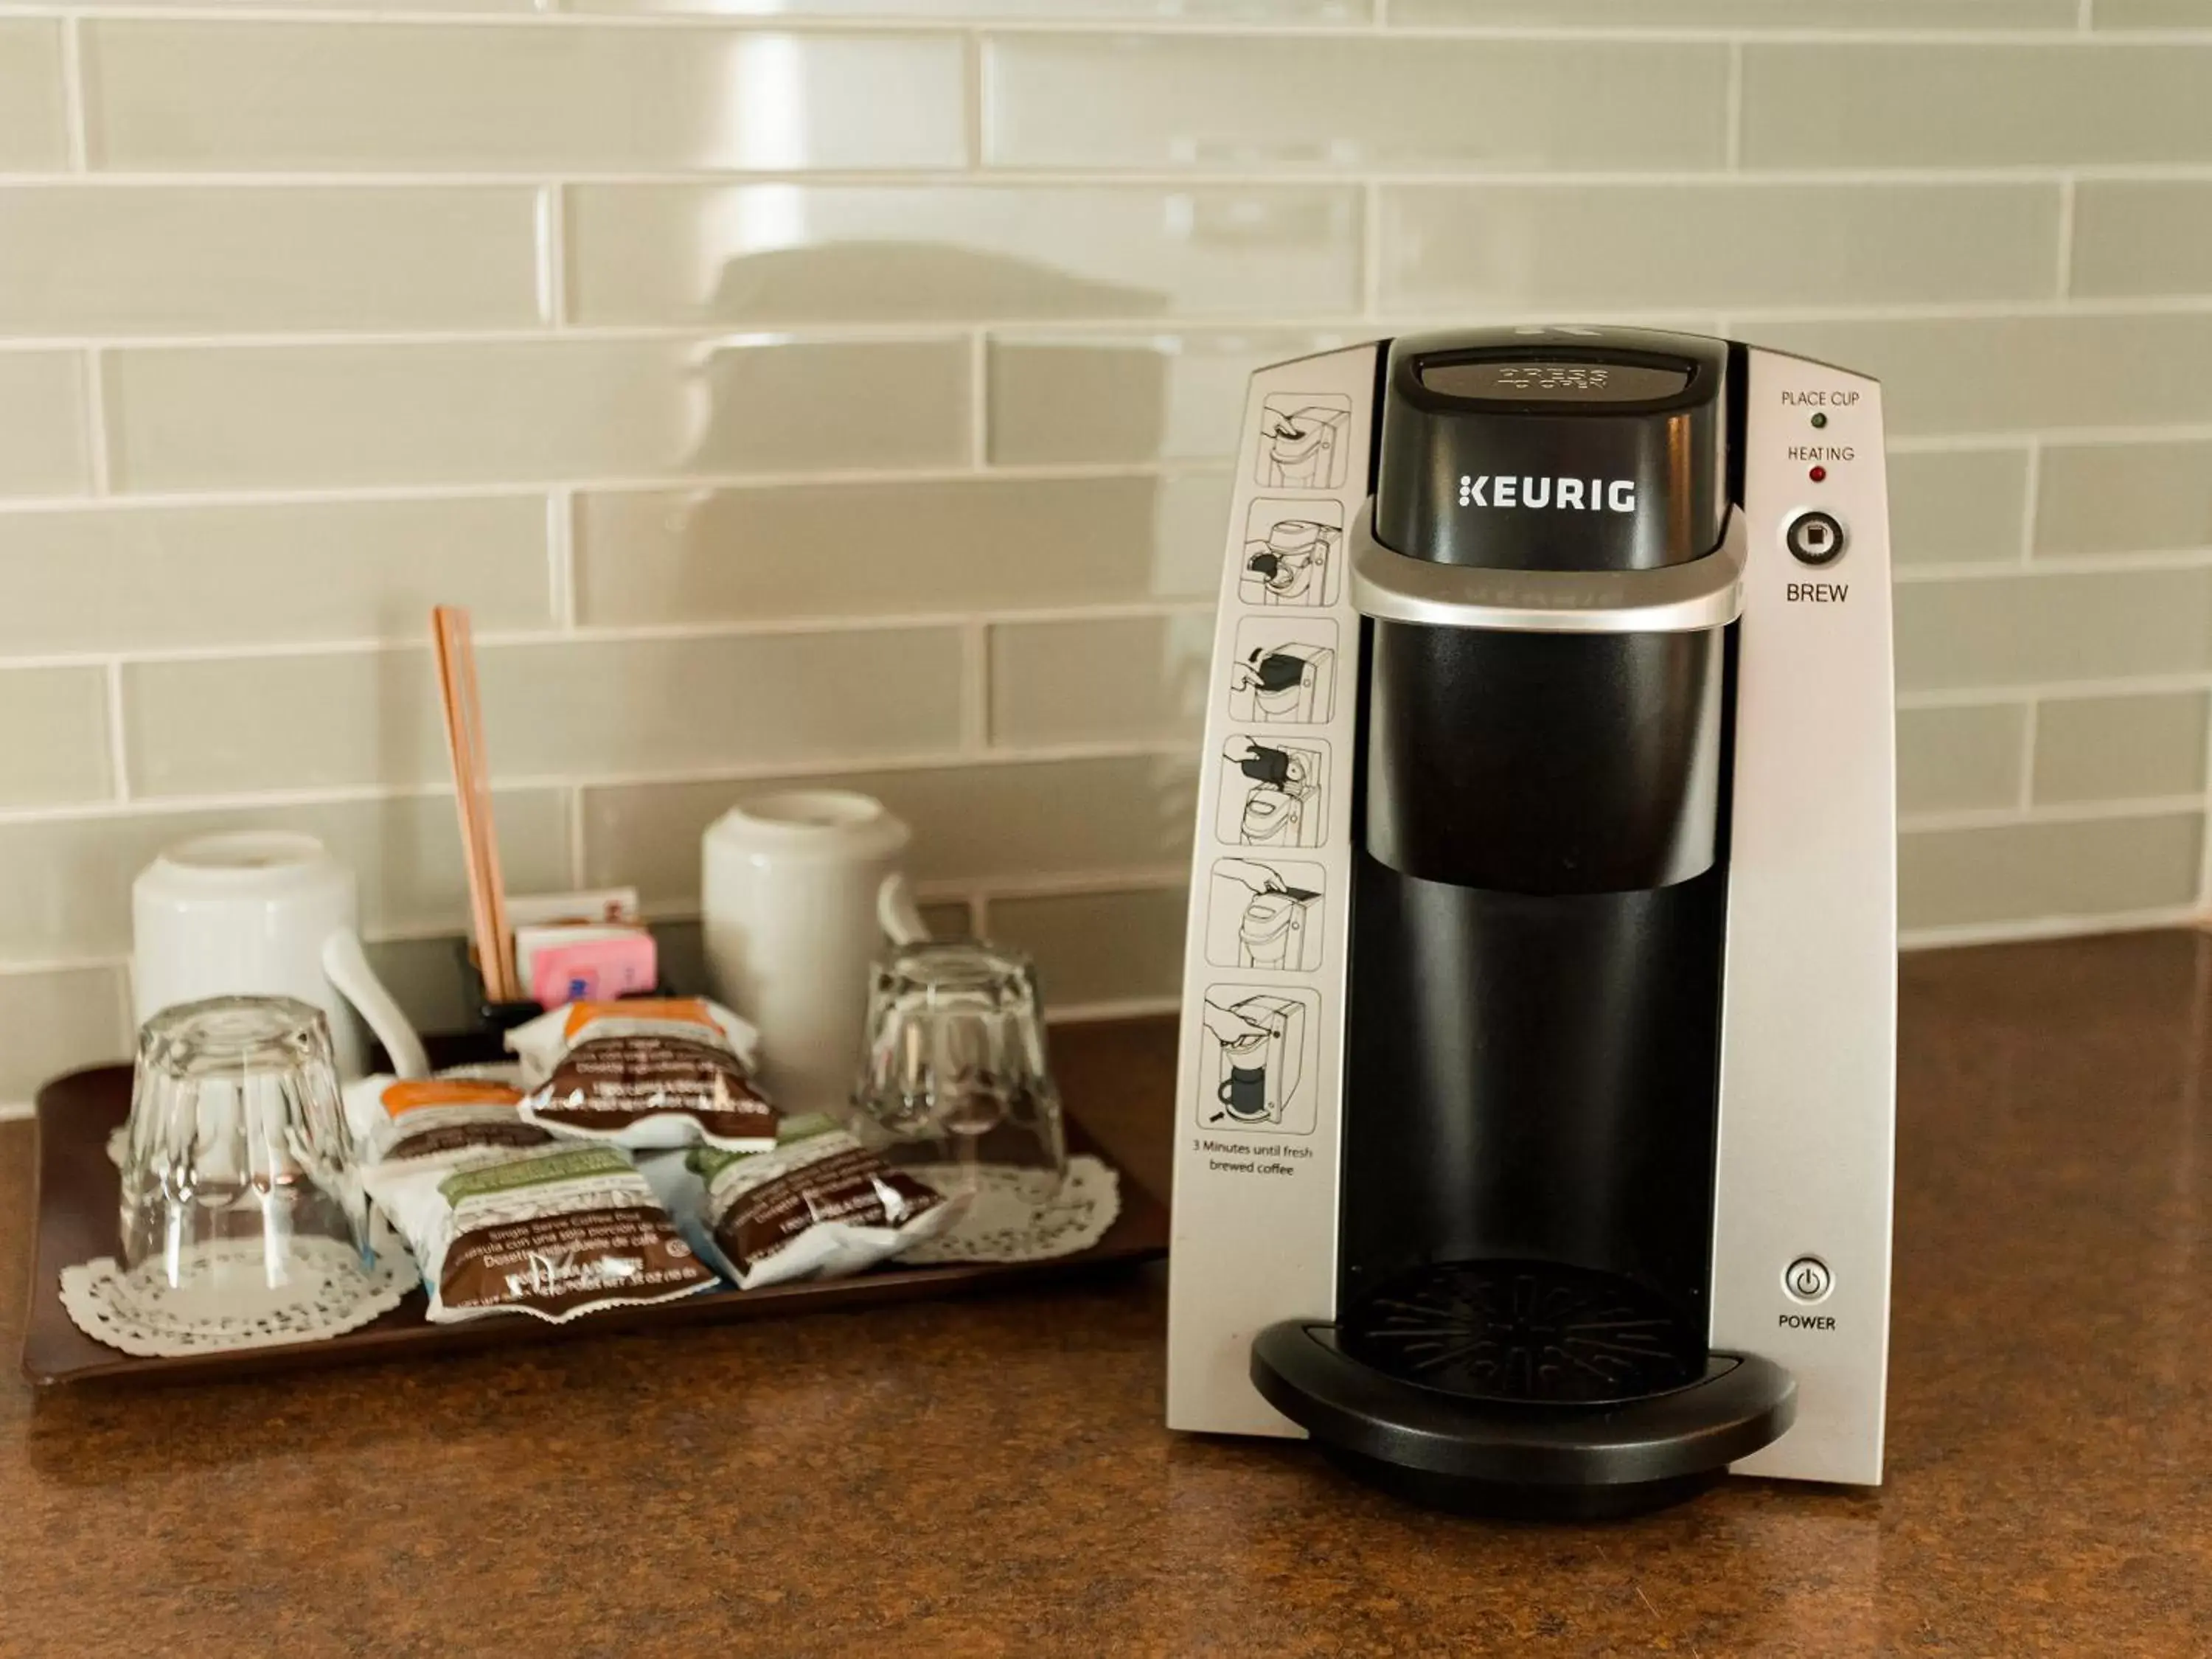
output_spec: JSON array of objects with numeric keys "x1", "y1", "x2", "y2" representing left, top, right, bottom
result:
[{"x1": 1166, "y1": 328, "x2": 1895, "y2": 1517}]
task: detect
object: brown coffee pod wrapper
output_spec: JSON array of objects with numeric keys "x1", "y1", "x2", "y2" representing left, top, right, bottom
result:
[
  {"x1": 426, "y1": 1144, "x2": 719, "y2": 1324},
  {"x1": 508, "y1": 998, "x2": 779, "y2": 1152},
  {"x1": 698, "y1": 1130, "x2": 959, "y2": 1290}
]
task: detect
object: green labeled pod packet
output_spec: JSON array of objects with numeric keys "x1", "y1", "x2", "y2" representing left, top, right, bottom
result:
[
  {"x1": 381, "y1": 1141, "x2": 720, "y2": 1324},
  {"x1": 692, "y1": 1128, "x2": 959, "y2": 1290}
]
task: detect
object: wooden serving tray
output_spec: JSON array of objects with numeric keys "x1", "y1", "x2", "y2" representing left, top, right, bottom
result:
[{"x1": 20, "y1": 1050, "x2": 1172, "y2": 1388}]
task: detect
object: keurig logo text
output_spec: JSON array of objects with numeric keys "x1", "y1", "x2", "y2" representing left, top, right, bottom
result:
[{"x1": 1457, "y1": 475, "x2": 1637, "y2": 513}]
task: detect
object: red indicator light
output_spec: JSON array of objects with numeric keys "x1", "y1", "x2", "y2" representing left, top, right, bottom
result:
[{"x1": 1809, "y1": 465, "x2": 1827, "y2": 483}]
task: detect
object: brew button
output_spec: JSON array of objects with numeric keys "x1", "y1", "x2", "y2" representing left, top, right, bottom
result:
[
  {"x1": 1787, "y1": 510, "x2": 1846, "y2": 566},
  {"x1": 1784, "y1": 1256, "x2": 1833, "y2": 1303}
]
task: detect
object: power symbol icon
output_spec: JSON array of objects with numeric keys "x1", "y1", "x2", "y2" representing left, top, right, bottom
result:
[{"x1": 1784, "y1": 1256, "x2": 1833, "y2": 1303}]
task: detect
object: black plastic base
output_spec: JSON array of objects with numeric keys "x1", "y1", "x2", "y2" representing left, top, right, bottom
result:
[
  {"x1": 1321, "y1": 1448, "x2": 1719, "y2": 1521},
  {"x1": 1252, "y1": 1304, "x2": 1795, "y2": 1520}
]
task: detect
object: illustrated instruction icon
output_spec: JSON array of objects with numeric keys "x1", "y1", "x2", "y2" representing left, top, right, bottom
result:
[
  {"x1": 1207, "y1": 858, "x2": 1325, "y2": 972},
  {"x1": 1255, "y1": 394, "x2": 1353, "y2": 490},
  {"x1": 1198, "y1": 984, "x2": 1321, "y2": 1135},
  {"x1": 1239, "y1": 500, "x2": 1343, "y2": 608},
  {"x1": 1228, "y1": 616, "x2": 1337, "y2": 725},
  {"x1": 1217, "y1": 736, "x2": 1329, "y2": 849}
]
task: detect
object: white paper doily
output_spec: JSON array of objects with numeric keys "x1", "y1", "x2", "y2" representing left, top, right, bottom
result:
[
  {"x1": 897, "y1": 1154, "x2": 1121, "y2": 1265},
  {"x1": 60, "y1": 1236, "x2": 417, "y2": 1357}
]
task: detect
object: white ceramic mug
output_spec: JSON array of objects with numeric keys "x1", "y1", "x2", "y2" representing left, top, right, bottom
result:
[
  {"x1": 131, "y1": 830, "x2": 430, "y2": 1082},
  {"x1": 702, "y1": 790, "x2": 929, "y2": 1113}
]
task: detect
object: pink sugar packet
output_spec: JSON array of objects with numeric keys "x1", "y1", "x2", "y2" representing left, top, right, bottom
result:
[{"x1": 530, "y1": 931, "x2": 658, "y2": 1009}]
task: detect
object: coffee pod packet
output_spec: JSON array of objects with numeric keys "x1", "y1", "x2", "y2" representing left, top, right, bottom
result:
[
  {"x1": 375, "y1": 1141, "x2": 719, "y2": 1324},
  {"x1": 506, "y1": 997, "x2": 779, "y2": 1152},
  {"x1": 355, "y1": 1076, "x2": 554, "y2": 1165},
  {"x1": 692, "y1": 1127, "x2": 959, "y2": 1290}
]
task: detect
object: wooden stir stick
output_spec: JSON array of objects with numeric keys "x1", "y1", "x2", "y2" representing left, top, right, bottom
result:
[{"x1": 431, "y1": 605, "x2": 517, "y2": 1002}]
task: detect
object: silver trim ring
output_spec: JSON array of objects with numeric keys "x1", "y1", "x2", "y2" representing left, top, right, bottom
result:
[{"x1": 1349, "y1": 498, "x2": 1746, "y2": 634}]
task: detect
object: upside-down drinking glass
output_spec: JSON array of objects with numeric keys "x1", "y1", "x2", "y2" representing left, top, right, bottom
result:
[
  {"x1": 119, "y1": 995, "x2": 369, "y2": 1299},
  {"x1": 850, "y1": 940, "x2": 1067, "y2": 1208}
]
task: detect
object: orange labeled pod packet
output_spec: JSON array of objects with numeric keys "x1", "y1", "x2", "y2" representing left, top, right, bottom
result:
[
  {"x1": 363, "y1": 1077, "x2": 554, "y2": 1164},
  {"x1": 507, "y1": 998, "x2": 779, "y2": 1152}
]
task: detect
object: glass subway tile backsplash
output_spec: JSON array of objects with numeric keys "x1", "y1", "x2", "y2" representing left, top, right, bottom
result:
[{"x1": 1, "y1": 4, "x2": 2209, "y2": 1102}]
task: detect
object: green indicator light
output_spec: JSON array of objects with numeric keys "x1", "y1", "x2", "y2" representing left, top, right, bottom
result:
[{"x1": 1810, "y1": 411, "x2": 1828, "y2": 428}]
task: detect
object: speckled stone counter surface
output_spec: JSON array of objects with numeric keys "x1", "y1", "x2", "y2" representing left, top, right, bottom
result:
[{"x1": 7, "y1": 932, "x2": 2212, "y2": 1657}]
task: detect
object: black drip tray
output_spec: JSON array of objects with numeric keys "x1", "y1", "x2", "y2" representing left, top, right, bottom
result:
[
  {"x1": 1339, "y1": 1259, "x2": 1703, "y2": 1406},
  {"x1": 1251, "y1": 1262, "x2": 1798, "y2": 1519}
]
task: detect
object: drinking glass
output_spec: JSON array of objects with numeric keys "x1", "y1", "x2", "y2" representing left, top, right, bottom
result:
[
  {"x1": 851, "y1": 940, "x2": 1067, "y2": 1207},
  {"x1": 119, "y1": 995, "x2": 369, "y2": 1295}
]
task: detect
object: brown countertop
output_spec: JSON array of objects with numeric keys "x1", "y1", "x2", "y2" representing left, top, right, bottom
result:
[{"x1": 6, "y1": 931, "x2": 2212, "y2": 1656}]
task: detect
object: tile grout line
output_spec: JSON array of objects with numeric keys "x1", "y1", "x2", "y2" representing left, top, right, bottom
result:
[
  {"x1": 0, "y1": 10, "x2": 2189, "y2": 43},
  {"x1": 967, "y1": 329, "x2": 991, "y2": 469},
  {"x1": 535, "y1": 183, "x2": 568, "y2": 327},
  {"x1": 1360, "y1": 181, "x2": 1382, "y2": 321},
  {"x1": 102, "y1": 657, "x2": 131, "y2": 802},
  {"x1": 1899, "y1": 793, "x2": 2207, "y2": 835},
  {"x1": 566, "y1": 784, "x2": 588, "y2": 890},
  {"x1": 961, "y1": 618, "x2": 992, "y2": 753},
  {"x1": 963, "y1": 28, "x2": 986, "y2": 171},
  {"x1": 56, "y1": 14, "x2": 88, "y2": 173},
  {"x1": 2017, "y1": 438, "x2": 2042, "y2": 563},
  {"x1": 21, "y1": 293, "x2": 2212, "y2": 358},
  {"x1": 2017, "y1": 699, "x2": 2039, "y2": 811},
  {"x1": 547, "y1": 487, "x2": 577, "y2": 628},
  {"x1": 2054, "y1": 174, "x2": 2077, "y2": 299},
  {"x1": 19, "y1": 163, "x2": 2212, "y2": 190},
  {"x1": 0, "y1": 599, "x2": 1224, "y2": 672},
  {"x1": 77, "y1": 346, "x2": 111, "y2": 495},
  {"x1": 1724, "y1": 41, "x2": 1744, "y2": 171}
]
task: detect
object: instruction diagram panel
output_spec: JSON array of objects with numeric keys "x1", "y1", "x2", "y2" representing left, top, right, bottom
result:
[
  {"x1": 1228, "y1": 616, "x2": 1338, "y2": 725},
  {"x1": 1206, "y1": 858, "x2": 1326, "y2": 972}
]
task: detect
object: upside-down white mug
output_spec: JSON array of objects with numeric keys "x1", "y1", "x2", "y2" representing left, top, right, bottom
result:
[
  {"x1": 131, "y1": 830, "x2": 430, "y2": 1082},
  {"x1": 701, "y1": 790, "x2": 929, "y2": 1114}
]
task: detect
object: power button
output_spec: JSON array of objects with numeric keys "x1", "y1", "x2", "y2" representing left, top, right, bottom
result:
[
  {"x1": 1786, "y1": 510, "x2": 1846, "y2": 566},
  {"x1": 1784, "y1": 1256, "x2": 1833, "y2": 1303}
]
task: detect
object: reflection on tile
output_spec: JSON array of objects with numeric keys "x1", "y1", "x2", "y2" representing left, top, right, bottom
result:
[
  {"x1": 0, "y1": 352, "x2": 89, "y2": 498},
  {"x1": 990, "y1": 613, "x2": 1214, "y2": 746},
  {"x1": 1739, "y1": 315, "x2": 2212, "y2": 436},
  {"x1": 0, "y1": 188, "x2": 542, "y2": 335},
  {"x1": 567, "y1": 184, "x2": 1361, "y2": 325},
  {"x1": 1382, "y1": 184, "x2": 2059, "y2": 313},
  {"x1": 577, "y1": 0, "x2": 1363, "y2": 15},
  {"x1": 576, "y1": 472, "x2": 1231, "y2": 625},
  {"x1": 1742, "y1": 42, "x2": 2212, "y2": 168},
  {"x1": 2093, "y1": 0, "x2": 2212, "y2": 22},
  {"x1": 105, "y1": 337, "x2": 970, "y2": 490},
  {"x1": 122, "y1": 630, "x2": 965, "y2": 796},
  {"x1": 984, "y1": 33, "x2": 1728, "y2": 171},
  {"x1": 2034, "y1": 692, "x2": 2210, "y2": 805},
  {"x1": 0, "y1": 669, "x2": 112, "y2": 809},
  {"x1": 2036, "y1": 442, "x2": 2212, "y2": 557},
  {"x1": 0, "y1": 968, "x2": 131, "y2": 1105},
  {"x1": 988, "y1": 330, "x2": 1348, "y2": 465},
  {"x1": 0, "y1": 791, "x2": 569, "y2": 961},
  {"x1": 1896, "y1": 567, "x2": 2212, "y2": 691},
  {"x1": 1900, "y1": 813, "x2": 2202, "y2": 931},
  {"x1": 0, "y1": 23, "x2": 66, "y2": 171},
  {"x1": 987, "y1": 886, "x2": 1187, "y2": 1009},
  {"x1": 2073, "y1": 183, "x2": 2212, "y2": 299},
  {"x1": 0, "y1": 497, "x2": 553, "y2": 654},
  {"x1": 583, "y1": 754, "x2": 1200, "y2": 907},
  {"x1": 84, "y1": 22, "x2": 967, "y2": 172},
  {"x1": 1405, "y1": 0, "x2": 2074, "y2": 15},
  {"x1": 1889, "y1": 448, "x2": 2031, "y2": 566},
  {"x1": 1897, "y1": 704, "x2": 2025, "y2": 815}
]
